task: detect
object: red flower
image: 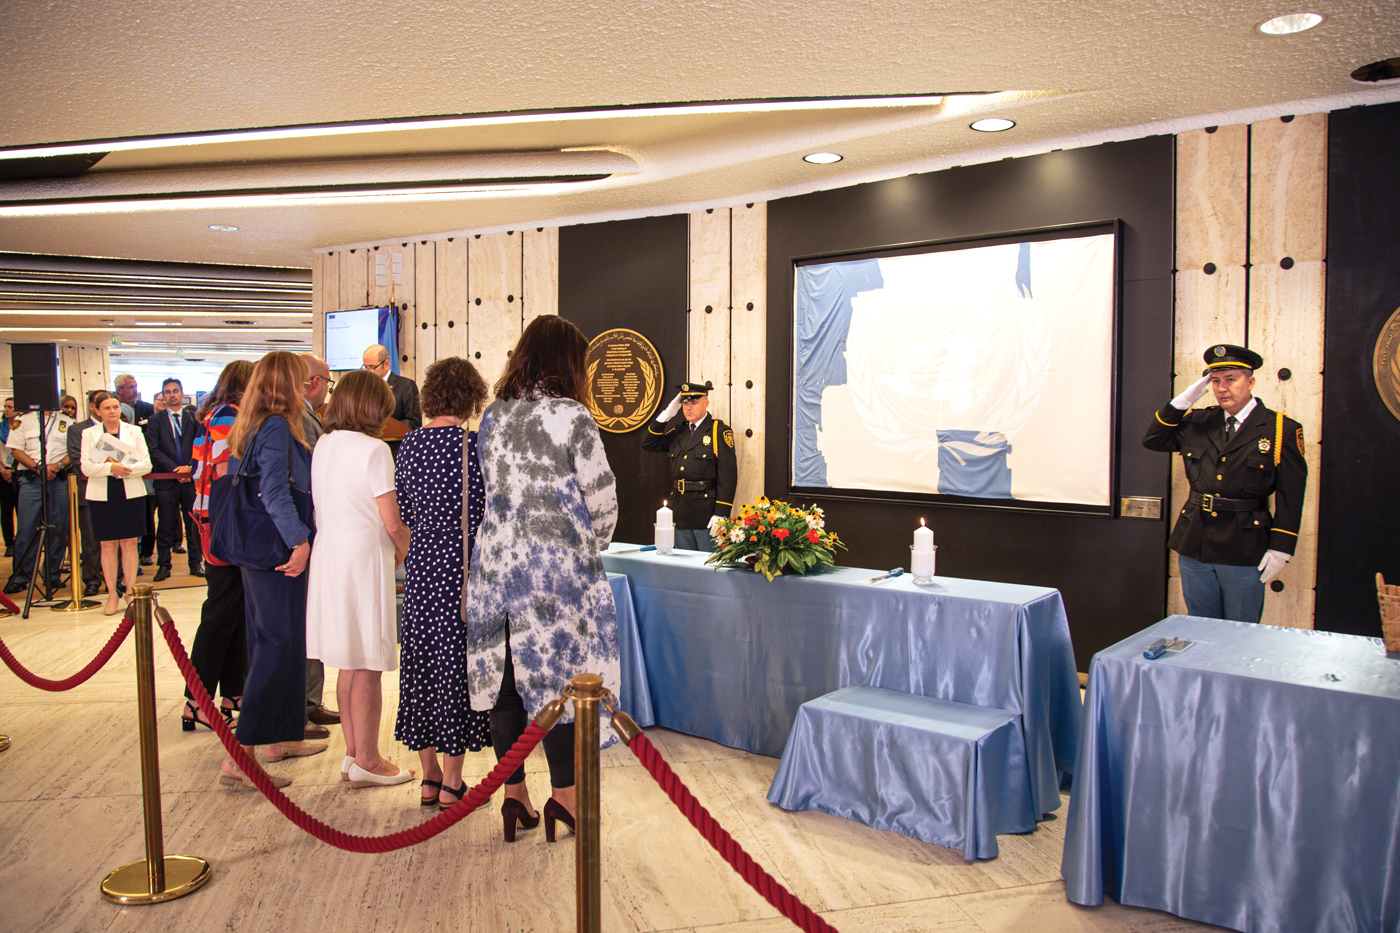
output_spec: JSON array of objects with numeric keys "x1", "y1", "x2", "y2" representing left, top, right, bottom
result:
[
  {"x1": 744, "y1": 514, "x2": 759, "y2": 525},
  {"x1": 749, "y1": 535, "x2": 757, "y2": 542},
  {"x1": 773, "y1": 528, "x2": 790, "y2": 540},
  {"x1": 807, "y1": 530, "x2": 820, "y2": 543}
]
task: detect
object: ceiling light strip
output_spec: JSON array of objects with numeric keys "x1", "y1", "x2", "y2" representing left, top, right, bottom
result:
[
  {"x1": 0, "y1": 326, "x2": 309, "y2": 334},
  {"x1": 0, "y1": 95, "x2": 949, "y2": 162}
]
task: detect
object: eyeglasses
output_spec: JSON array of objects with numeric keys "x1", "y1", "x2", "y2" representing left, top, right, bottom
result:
[
  {"x1": 304, "y1": 375, "x2": 336, "y2": 389},
  {"x1": 363, "y1": 360, "x2": 388, "y2": 371}
]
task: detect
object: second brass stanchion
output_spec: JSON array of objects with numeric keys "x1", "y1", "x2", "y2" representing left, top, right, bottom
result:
[
  {"x1": 567, "y1": 673, "x2": 605, "y2": 933},
  {"x1": 52, "y1": 473, "x2": 98, "y2": 612}
]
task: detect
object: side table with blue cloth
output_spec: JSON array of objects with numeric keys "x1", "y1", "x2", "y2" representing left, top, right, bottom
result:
[
  {"x1": 1062, "y1": 616, "x2": 1400, "y2": 933},
  {"x1": 608, "y1": 573, "x2": 654, "y2": 727},
  {"x1": 768, "y1": 686, "x2": 1023, "y2": 858},
  {"x1": 601, "y1": 546, "x2": 1082, "y2": 827}
]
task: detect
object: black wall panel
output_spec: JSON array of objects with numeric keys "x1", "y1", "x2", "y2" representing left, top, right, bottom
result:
[
  {"x1": 765, "y1": 137, "x2": 1177, "y2": 668},
  {"x1": 1317, "y1": 101, "x2": 1400, "y2": 636},
  {"x1": 559, "y1": 215, "x2": 690, "y2": 545}
]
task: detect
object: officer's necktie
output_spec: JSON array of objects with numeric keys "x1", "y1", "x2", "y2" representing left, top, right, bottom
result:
[{"x1": 1224, "y1": 415, "x2": 1237, "y2": 442}]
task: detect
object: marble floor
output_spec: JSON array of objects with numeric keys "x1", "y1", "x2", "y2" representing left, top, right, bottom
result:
[{"x1": 0, "y1": 586, "x2": 1220, "y2": 933}]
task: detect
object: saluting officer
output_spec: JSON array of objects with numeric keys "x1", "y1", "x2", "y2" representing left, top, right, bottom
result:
[
  {"x1": 642, "y1": 380, "x2": 737, "y2": 552},
  {"x1": 1143, "y1": 344, "x2": 1307, "y2": 623}
]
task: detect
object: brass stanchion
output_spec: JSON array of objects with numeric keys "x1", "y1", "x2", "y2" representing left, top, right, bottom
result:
[
  {"x1": 100, "y1": 584, "x2": 210, "y2": 904},
  {"x1": 566, "y1": 673, "x2": 605, "y2": 933},
  {"x1": 52, "y1": 473, "x2": 98, "y2": 612}
]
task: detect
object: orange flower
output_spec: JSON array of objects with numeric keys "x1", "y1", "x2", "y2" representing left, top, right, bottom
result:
[
  {"x1": 749, "y1": 535, "x2": 757, "y2": 542},
  {"x1": 773, "y1": 528, "x2": 790, "y2": 540}
]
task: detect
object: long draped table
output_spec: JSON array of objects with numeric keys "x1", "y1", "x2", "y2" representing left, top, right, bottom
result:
[
  {"x1": 1062, "y1": 615, "x2": 1400, "y2": 932},
  {"x1": 601, "y1": 545, "x2": 1082, "y2": 824}
]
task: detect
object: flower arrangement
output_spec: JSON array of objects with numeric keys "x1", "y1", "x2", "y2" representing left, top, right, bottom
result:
[{"x1": 705, "y1": 496, "x2": 845, "y2": 581}]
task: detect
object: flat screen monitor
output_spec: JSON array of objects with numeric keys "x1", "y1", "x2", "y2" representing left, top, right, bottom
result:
[{"x1": 325, "y1": 306, "x2": 399, "y2": 373}]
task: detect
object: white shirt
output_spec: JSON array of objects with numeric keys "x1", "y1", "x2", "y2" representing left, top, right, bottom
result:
[
  {"x1": 1226, "y1": 397, "x2": 1258, "y2": 430},
  {"x1": 5, "y1": 410, "x2": 74, "y2": 469}
]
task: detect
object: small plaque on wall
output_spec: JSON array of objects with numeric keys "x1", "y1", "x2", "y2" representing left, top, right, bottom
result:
[
  {"x1": 1120, "y1": 497, "x2": 1163, "y2": 519},
  {"x1": 584, "y1": 328, "x2": 664, "y2": 433}
]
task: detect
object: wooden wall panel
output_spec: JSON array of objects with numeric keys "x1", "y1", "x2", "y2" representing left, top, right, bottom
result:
[
  {"x1": 433, "y1": 238, "x2": 468, "y2": 374},
  {"x1": 338, "y1": 249, "x2": 369, "y2": 311},
  {"x1": 688, "y1": 209, "x2": 732, "y2": 423},
  {"x1": 390, "y1": 244, "x2": 418, "y2": 380},
  {"x1": 59, "y1": 346, "x2": 82, "y2": 403},
  {"x1": 312, "y1": 254, "x2": 326, "y2": 360},
  {"x1": 413, "y1": 242, "x2": 436, "y2": 380},
  {"x1": 468, "y1": 233, "x2": 521, "y2": 389},
  {"x1": 79, "y1": 347, "x2": 108, "y2": 401},
  {"x1": 1249, "y1": 261, "x2": 1326, "y2": 377},
  {"x1": 522, "y1": 227, "x2": 559, "y2": 325},
  {"x1": 1262, "y1": 585, "x2": 1315, "y2": 629},
  {"x1": 1176, "y1": 124, "x2": 1249, "y2": 270},
  {"x1": 1250, "y1": 113, "x2": 1328, "y2": 265},
  {"x1": 1250, "y1": 370, "x2": 1322, "y2": 443},
  {"x1": 729, "y1": 203, "x2": 766, "y2": 514},
  {"x1": 1174, "y1": 267, "x2": 1246, "y2": 377},
  {"x1": 469, "y1": 232, "x2": 522, "y2": 301}
]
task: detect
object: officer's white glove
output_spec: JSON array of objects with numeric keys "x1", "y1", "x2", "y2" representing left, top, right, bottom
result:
[
  {"x1": 1258, "y1": 549, "x2": 1290, "y2": 584},
  {"x1": 707, "y1": 515, "x2": 723, "y2": 538},
  {"x1": 657, "y1": 393, "x2": 683, "y2": 422},
  {"x1": 1170, "y1": 374, "x2": 1213, "y2": 410}
]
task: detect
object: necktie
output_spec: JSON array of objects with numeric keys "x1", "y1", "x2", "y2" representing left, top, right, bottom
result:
[
  {"x1": 171, "y1": 410, "x2": 181, "y2": 440},
  {"x1": 1224, "y1": 415, "x2": 1237, "y2": 441}
]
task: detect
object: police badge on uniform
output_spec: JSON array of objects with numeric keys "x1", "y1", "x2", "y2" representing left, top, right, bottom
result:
[
  {"x1": 1296, "y1": 427, "x2": 1305, "y2": 455},
  {"x1": 723, "y1": 429, "x2": 734, "y2": 448},
  {"x1": 58, "y1": 422, "x2": 67, "y2": 432},
  {"x1": 1258, "y1": 437, "x2": 1270, "y2": 453}
]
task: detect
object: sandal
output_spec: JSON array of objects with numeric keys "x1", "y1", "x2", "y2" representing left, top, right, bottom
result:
[
  {"x1": 181, "y1": 700, "x2": 230, "y2": 732},
  {"x1": 420, "y1": 778, "x2": 444, "y2": 809},
  {"x1": 265, "y1": 742, "x2": 328, "y2": 762},
  {"x1": 438, "y1": 782, "x2": 468, "y2": 811},
  {"x1": 219, "y1": 761, "x2": 291, "y2": 790}
]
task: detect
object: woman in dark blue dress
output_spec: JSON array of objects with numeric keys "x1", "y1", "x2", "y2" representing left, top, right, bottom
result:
[{"x1": 394, "y1": 357, "x2": 491, "y2": 809}]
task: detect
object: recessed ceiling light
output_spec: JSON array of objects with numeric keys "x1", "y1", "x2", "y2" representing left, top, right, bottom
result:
[
  {"x1": 1257, "y1": 11, "x2": 1324, "y2": 34},
  {"x1": 803, "y1": 152, "x2": 843, "y2": 164},
  {"x1": 133, "y1": 321, "x2": 178, "y2": 326},
  {"x1": 224, "y1": 320, "x2": 256, "y2": 325},
  {"x1": 970, "y1": 118, "x2": 1016, "y2": 132},
  {"x1": 207, "y1": 224, "x2": 240, "y2": 232}
]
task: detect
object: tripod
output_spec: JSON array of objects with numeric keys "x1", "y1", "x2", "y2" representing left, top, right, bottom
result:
[{"x1": 16, "y1": 408, "x2": 70, "y2": 618}]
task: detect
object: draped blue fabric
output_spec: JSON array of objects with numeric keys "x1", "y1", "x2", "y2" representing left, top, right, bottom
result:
[
  {"x1": 767, "y1": 686, "x2": 1024, "y2": 858},
  {"x1": 1062, "y1": 616, "x2": 1400, "y2": 933},
  {"x1": 792, "y1": 259, "x2": 884, "y2": 487},
  {"x1": 608, "y1": 573, "x2": 655, "y2": 728},
  {"x1": 936, "y1": 429, "x2": 1013, "y2": 498},
  {"x1": 601, "y1": 546, "x2": 1082, "y2": 823}
]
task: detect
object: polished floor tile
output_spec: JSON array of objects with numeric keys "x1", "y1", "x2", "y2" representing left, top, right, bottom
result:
[{"x1": 0, "y1": 584, "x2": 1218, "y2": 932}]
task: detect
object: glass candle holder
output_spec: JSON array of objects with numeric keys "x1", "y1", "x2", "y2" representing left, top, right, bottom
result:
[
  {"x1": 910, "y1": 544, "x2": 937, "y2": 584},
  {"x1": 655, "y1": 524, "x2": 675, "y2": 555}
]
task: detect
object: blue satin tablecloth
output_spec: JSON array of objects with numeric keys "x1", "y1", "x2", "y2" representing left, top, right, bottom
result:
[
  {"x1": 1062, "y1": 616, "x2": 1400, "y2": 932},
  {"x1": 601, "y1": 546, "x2": 1082, "y2": 823},
  {"x1": 608, "y1": 573, "x2": 655, "y2": 728}
]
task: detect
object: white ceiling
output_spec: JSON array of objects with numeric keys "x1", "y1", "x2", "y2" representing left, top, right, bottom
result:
[{"x1": 0, "y1": 0, "x2": 1397, "y2": 366}]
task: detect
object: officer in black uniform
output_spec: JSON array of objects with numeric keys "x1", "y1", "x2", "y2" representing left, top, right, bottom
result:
[
  {"x1": 1143, "y1": 344, "x2": 1307, "y2": 623},
  {"x1": 642, "y1": 380, "x2": 738, "y2": 552}
]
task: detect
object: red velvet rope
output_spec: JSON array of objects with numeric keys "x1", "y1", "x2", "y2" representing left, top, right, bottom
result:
[
  {"x1": 0, "y1": 618, "x2": 134, "y2": 691},
  {"x1": 159, "y1": 616, "x2": 547, "y2": 852},
  {"x1": 626, "y1": 731, "x2": 840, "y2": 933}
]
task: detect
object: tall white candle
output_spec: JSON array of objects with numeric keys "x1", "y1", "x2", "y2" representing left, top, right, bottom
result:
[
  {"x1": 914, "y1": 518, "x2": 934, "y2": 552},
  {"x1": 657, "y1": 500, "x2": 673, "y2": 529}
]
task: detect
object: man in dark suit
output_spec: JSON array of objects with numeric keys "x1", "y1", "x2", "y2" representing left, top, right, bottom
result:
[
  {"x1": 362, "y1": 344, "x2": 419, "y2": 454},
  {"x1": 114, "y1": 373, "x2": 157, "y2": 564},
  {"x1": 1143, "y1": 344, "x2": 1307, "y2": 624},
  {"x1": 144, "y1": 377, "x2": 203, "y2": 581},
  {"x1": 66, "y1": 390, "x2": 104, "y2": 596},
  {"x1": 642, "y1": 380, "x2": 738, "y2": 552}
]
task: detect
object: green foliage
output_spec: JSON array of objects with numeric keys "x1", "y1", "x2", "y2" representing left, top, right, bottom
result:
[{"x1": 703, "y1": 497, "x2": 846, "y2": 580}]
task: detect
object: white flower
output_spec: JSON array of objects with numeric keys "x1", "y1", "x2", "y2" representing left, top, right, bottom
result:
[
  {"x1": 807, "y1": 515, "x2": 824, "y2": 530},
  {"x1": 729, "y1": 527, "x2": 746, "y2": 543}
]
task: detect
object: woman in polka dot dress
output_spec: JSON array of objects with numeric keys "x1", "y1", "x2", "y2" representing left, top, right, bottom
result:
[{"x1": 394, "y1": 357, "x2": 492, "y2": 809}]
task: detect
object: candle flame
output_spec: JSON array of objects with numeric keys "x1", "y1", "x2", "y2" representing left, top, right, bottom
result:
[
  {"x1": 920, "y1": 517, "x2": 926, "y2": 527},
  {"x1": 663, "y1": 499, "x2": 668, "y2": 508}
]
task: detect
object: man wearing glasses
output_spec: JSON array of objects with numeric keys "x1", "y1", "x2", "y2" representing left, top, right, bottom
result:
[
  {"x1": 296, "y1": 352, "x2": 341, "y2": 737},
  {"x1": 361, "y1": 344, "x2": 421, "y2": 445}
]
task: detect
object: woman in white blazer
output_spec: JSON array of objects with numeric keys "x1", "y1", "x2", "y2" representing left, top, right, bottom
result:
[{"x1": 81, "y1": 392, "x2": 152, "y2": 615}]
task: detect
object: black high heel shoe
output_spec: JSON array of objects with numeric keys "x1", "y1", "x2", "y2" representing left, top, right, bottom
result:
[
  {"x1": 543, "y1": 798, "x2": 575, "y2": 843},
  {"x1": 501, "y1": 796, "x2": 541, "y2": 842},
  {"x1": 181, "y1": 700, "x2": 232, "y2": 732}
]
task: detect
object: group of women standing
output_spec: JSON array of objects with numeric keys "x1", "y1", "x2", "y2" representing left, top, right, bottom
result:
[{"x1": 180, "y1": 315, "x2": 619, "y2": 840}]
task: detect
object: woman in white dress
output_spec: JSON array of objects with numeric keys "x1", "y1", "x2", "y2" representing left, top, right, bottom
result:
[{"x1": 305, "y1": 370, "x2": 412, "y2": 788}]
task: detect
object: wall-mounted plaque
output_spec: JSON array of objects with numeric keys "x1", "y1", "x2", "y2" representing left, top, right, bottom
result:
[
  {"x1": 1374, "y1": 305, "x2": 1400, "y2": 423},
  {"x1": 585, "y1": 328, "x2": 664, "y2": 433}
]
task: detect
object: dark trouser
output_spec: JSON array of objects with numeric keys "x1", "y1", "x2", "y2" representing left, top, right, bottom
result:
[
  {"x1": 186, "y1": 563, "x2": 247, "y2": 704},
  {"x1": 76, "y1": 502, "x2": 101, "y2": 587},
  {"x1": 490, "y1": 639, "x2": 574, "y2": 788},
  {"x1": 154, "y1": 481, "x2": 201, "y2": 569},
  {"x1": 235, "y1": 567, "x2": 308, "y2": 746},
  {"x1": 12, "y1": 473, "x2": 68, "y2": 586},
  {"x1": 0, "y1": 473, "x2": 16, "y2": 547},
  {"x1": 1178, "y1": 554, "x2": 1265, "y2": 624},
  {"x1": 306, "y1": 659, "x2": 324, "y2": 712},
  {"x1": 140, "y1": 495, "x2": 156, "y2": 558},
  {"x1": 675, "y1": 528, "x2": 715, "y2": 552}
]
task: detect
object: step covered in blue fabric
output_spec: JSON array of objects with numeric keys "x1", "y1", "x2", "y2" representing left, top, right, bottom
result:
[{"x1": 766, "y1": 685, "x2": 1028, "y2": 859}]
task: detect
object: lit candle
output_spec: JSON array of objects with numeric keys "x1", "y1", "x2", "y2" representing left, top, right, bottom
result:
[
  {"x1": 655, "y1": 499, "x2": 675, "y2": 554},
  {"x1": 914, "y1": 518, "x2": 934, "y2": 552}
]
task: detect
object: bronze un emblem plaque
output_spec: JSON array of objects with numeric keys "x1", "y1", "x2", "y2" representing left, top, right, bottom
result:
[
  {"x1": 585, "y1": 328, "x2": 664, "y2": 433},
  {"x1": 1374, "y1": 306, "x2": 1400, "y2": 423}
]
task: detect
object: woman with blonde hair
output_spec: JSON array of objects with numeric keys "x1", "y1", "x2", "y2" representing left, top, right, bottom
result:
[
  {"x1": 306, "y1": 369, "x2": 414, "y2": 788},
  {"x1": 220, "y1": 351, "x2": 325, "y2": 789}
]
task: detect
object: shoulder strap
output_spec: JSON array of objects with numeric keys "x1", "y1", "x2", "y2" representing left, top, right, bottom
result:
[{"x1": 1274, "y1": 411, "x2": 1284, "y2": 467}]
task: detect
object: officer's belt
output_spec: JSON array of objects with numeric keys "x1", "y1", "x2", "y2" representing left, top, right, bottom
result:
[
  {"x1": 1188, "y1": 491, "x2": 1267, "y2": 512},
  {"x1": 675, "y1": 479, "x2": 714, "y2": 494}
]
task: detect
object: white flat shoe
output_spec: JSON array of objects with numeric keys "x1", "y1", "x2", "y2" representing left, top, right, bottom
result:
[
  {"x1": 341, "y1": 755, "x2": 354, "y2": 782},
  {"x1": 347, "y1": 762, "x2": 414, "y2": 788}
]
